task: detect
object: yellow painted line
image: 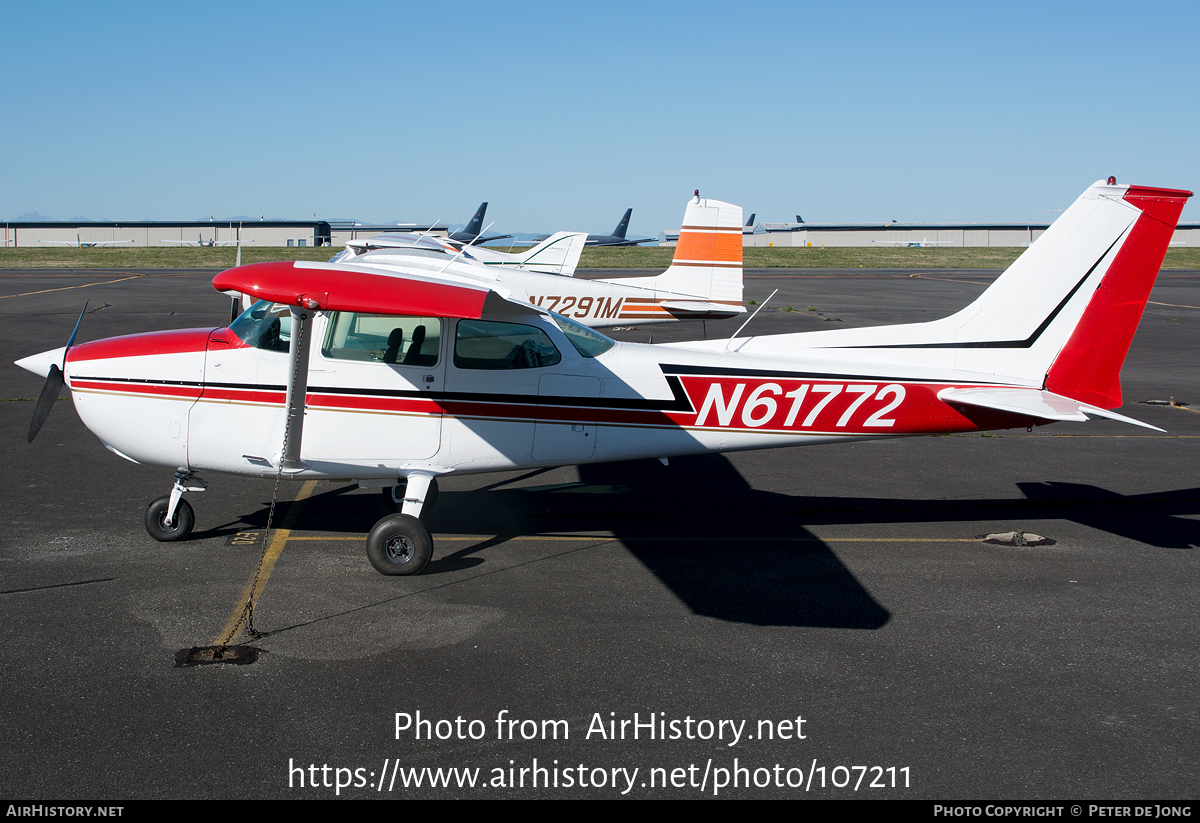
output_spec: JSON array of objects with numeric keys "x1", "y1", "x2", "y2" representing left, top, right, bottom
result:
[
  {"x1": 973, "y1": 432, "x2": 1197, "y2": 438},
  {"x1": 1147, "y1": 300, "x2": 1200, "y2": 310},
  {"x1": 212, "y1": 479, "x2": 318, "y2": 645},
  {"x1": 284, "y1": 533, "x2": 979, "y2": 544},
  {"x1": 0, "y1": 273, "x2": 144, "y2": 299}
]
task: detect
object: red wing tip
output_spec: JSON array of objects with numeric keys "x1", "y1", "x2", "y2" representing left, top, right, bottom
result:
[{"x1": 212, "y1": 261, "x2": 296, "y2": 293}]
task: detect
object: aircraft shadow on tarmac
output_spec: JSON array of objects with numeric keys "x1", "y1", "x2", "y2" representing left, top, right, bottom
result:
[{"x1": 205, "y1": 453, "x2": 1199, "y2": 631}]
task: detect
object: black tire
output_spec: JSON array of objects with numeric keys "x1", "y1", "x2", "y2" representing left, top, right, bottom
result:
[
  {"x1": 145, "y1": 495, "x2": 195, "y2": 542},
  {"x1": 382, "y1": 477, "x2": 439, "y2": 516},
  {"x1": 366, "y1": 514, "x2": 433, "y2": 576}
]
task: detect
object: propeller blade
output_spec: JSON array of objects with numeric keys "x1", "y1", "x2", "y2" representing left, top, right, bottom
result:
[
  {"x1": 28, "y1": 300, "x2": 88, "y2": 442},
  {"x1": 28, "y1": 364, "x2": 64, "y2": 443},
  {"x1": 63, "y1": 301, "x2": 88, "y2": 362}
]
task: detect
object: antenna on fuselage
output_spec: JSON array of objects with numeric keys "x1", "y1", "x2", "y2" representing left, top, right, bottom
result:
[
  {"x1": 726, "y1": 289, "x2": 778, "y2": 350},
  {"x1": 438, "y1": 221, "x2": 495, "y2": 273},
  {"x1": 415, "y1": 220, "x2": 442, "y2": 242}
]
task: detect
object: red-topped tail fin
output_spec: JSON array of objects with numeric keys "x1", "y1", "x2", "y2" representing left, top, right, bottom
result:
[{"x1": 1045, "y1": 185, "x2": 1192, "y2": 409}]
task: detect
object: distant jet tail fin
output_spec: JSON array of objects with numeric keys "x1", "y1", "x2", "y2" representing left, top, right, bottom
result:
[
  {"x1": 612, "y1": 208, "x2": 632, "y2": 239},
  {"x1": 455, "y1": 202, "x2": 487, "y2": 242}
]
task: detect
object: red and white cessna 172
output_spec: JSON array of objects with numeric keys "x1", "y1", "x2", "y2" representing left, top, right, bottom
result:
[{"x1": 15, "y1": 180, "x2": 1191, "y2": 576}]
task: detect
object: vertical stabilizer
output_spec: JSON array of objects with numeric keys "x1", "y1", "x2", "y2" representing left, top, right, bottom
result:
[
  {"x1": 1044, "y1": 184, "x2": 1191, "y2": 408},
  {"x1": 600, "y1": 194, "x2": 743, "y2": 306},
  {"x1": 611, "y1": 208, "x2": 632, "y2": 240},
  {"x1": 721, "y1": 180, "x2": 1191, "y2": 401}
]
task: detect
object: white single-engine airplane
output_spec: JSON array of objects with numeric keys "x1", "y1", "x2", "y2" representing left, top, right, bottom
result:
[
  {"x1": 16, "y1": 180, "x2": 1191, "y2": 577},
  {"x1": 871, "y1": 236, "x2": 956, "y2": 247},
  {"x1": 39, "y1": 234, "x2": 135, "y2": 248},
  {"x1": 161, "y1": 233, "x2": 248, "y2": 247}
]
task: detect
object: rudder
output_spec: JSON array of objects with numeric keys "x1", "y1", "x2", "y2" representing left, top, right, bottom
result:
[{"x1": 1045, "y1": 184, "x2": 1191, "y2": 408}]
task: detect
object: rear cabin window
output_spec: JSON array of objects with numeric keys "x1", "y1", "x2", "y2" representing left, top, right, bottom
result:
[
  {"x1": 322, "y1": 313, "x2": 441, "y2": 366},
  {"x1": 453, "y1": 319, "x2": 562, "y2": 370}
]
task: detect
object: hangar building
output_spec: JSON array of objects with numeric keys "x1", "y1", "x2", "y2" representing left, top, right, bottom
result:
[{"x1": 1, "y1": 220, "x2": 447, "y2": 248}]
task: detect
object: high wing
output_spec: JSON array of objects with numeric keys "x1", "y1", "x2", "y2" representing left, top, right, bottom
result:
[{"x1": 212, "y1": 260, "x2": 537, "y2": 319}]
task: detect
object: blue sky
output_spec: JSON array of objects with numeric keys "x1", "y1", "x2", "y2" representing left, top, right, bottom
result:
[{"x1": 3, "y1": 1, "x2": 1197, "y2": 234}]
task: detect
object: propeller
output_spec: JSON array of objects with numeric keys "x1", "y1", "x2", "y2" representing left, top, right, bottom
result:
[{"x1": 27, "y1": 302, "x2": 88, "y2": 444}]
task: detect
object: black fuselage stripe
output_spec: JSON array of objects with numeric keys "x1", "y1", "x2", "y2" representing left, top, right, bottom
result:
[{"x1": 832, "y1": 229, "x2": 1127, "y2": 350}]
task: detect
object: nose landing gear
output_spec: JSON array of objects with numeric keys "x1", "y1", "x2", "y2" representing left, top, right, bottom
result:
[{"x1": 145, "y1": 471, "x2": 206, "y2": 542}]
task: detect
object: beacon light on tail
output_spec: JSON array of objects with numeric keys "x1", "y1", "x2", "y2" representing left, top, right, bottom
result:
[{"x1": 16, "y1": 182, "x2": 1192, "y2": 576}]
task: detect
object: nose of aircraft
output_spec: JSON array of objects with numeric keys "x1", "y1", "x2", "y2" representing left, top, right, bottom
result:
[{"x1": 14, "y1": 347, "x2": 67, "y2": 379}]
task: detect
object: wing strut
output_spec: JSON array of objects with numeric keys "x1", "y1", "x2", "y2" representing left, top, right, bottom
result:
[{"x1": 280, "y1": 306, "x2": 315, "y2": 472}]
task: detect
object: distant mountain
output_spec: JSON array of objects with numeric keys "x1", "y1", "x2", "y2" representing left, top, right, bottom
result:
[{"x1": 14, "y1": 212, "x2": 59, "y2": 222}]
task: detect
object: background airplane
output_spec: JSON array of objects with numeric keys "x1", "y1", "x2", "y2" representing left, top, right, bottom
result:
[
  {"x1": 447, "y1": 202, "x2": 512, "y2": 246},
  {"x1": 38, "y1": 234, "x2": 134, "y2": 247},
  {"x1": 330, "y1": 193, "x2": 745, "y2": 326},
  {"x1": 872, "y1": 236, "x2": 956, "y2": 247},
  {"x1": 161, "y1": 233, "x2": 249, "y2": 247},
  {"x1": 534, "y1": 208, "x2": 657, "y2": 247}
]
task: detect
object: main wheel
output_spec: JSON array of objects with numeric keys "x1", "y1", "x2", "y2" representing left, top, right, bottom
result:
[
  {"x1": 382, "y1": 477, "x2": 439, "y2": 516},
  {"x1": 366, "y1": 514, "x2": 433, "y2": 575},
  {"x1": 145, "y1": 496, "x2": 195, "y2": 542}
]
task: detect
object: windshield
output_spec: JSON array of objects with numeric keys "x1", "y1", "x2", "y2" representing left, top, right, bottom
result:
[
  {"x1": 230, "y1": 300, "x2": 292, "y2": 353},
  {"x1": 550, "y1": 312, "x2": 616, "y2": 358}
]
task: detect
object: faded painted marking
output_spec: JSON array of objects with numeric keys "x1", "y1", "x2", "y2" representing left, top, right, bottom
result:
[
  {"x1": 0, "y1": 273, "x2": 145, "y2": 299},
  {"x1": 212, "y1": 479, "x2": 318, "y2": 645},
  {"x1": 225, "y1": 530, "x2": 264, "y2": 547}
]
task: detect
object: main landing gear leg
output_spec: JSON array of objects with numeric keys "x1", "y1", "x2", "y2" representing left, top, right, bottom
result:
[
  {"x1": 145, "y1": 470, "x2": 207, "y2": 542},
  {"x1": 382, "y1": 476, "x2": 439, "y2": 516},
  {"x1": 367, "y1": 473, "x2": 436, "y2": 576}
]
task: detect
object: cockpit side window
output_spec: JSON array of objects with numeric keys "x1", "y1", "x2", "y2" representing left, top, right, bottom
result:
[
  {"x1": 453, "y1": 320, "x2": 562, "y2": 370},
  {"x1": 230, "y1": 300, "x2": 292, "y2": 353},
  {"x1": 321, "y1": 312, "x2": 441, "y2": 365}
]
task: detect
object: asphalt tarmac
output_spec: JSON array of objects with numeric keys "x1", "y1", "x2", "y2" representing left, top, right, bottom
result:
[{"x1": 1, "y1": 267, "x2": 1197, "y2": 799}]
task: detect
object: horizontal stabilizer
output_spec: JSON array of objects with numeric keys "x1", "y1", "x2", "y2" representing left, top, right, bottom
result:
[
  {"x1": 938, "y1": 387, "x2": 1164, "y2": 432},
  {"x1": 470, "y1": 231, "x2": 587, "y2": 276},
  {"x1": 659, "y1": 300, "x2": 746, "y2": 317}
]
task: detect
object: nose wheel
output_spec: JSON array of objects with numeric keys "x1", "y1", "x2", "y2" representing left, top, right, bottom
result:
[
  {"x1": 145, "y1": 496, "x2": 195, "y2": 541},
  {"x1": 144, "y1": 470, "x2": 206, "y2": 542}
]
